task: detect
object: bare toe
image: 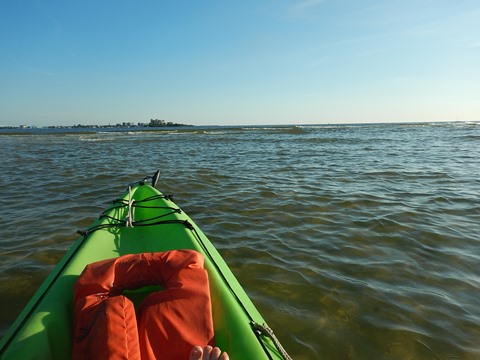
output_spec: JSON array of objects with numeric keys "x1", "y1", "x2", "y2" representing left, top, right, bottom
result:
[
  {"x1": 202, "y1": 345, "x2": 213, "y2": 360},
  {"x1": 190, "y1": 346, "x2": 203, "y2": 360},
  {"x1": 210, "y1": 347, "x2": 222, "y2": 360}
]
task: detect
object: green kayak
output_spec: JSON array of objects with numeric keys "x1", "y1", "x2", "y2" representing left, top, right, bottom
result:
[{"x1": 0, "y1": 172, "x2": 290, "y2": 359}]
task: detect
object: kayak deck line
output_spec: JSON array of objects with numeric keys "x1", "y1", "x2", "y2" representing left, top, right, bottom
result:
[
  {"x1": 78, "y1": 194, "x2": 184, "y2": 236},
  {"x1": 253, "y1": 322, "x2": 293, "y2": 360}
]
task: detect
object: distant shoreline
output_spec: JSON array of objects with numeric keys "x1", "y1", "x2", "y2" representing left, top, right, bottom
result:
[
  {"x1": 1, "y1": 120, "x2": 477, "y2": 132},
  {"x1": 0, "y1": 119, "x2": 193, "y2": 130}
]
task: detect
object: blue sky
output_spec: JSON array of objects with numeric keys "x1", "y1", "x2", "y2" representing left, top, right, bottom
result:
[{"x1": 1, "y1": 0, "x2": 479, "y2": 126}]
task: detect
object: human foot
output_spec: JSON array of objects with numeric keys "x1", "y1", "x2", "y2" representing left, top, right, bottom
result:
[{"x1": 189, "y1": 345, "x2": 229, "y2": 360}]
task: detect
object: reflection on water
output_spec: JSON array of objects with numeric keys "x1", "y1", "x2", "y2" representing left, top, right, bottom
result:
[{"x1": 1, "y1": 122, "x2": 480, "y2": 359}]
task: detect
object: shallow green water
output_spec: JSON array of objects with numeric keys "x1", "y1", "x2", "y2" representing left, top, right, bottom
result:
[{"x1": 1, "y1": 122, "x2": 479, "y2": 359}]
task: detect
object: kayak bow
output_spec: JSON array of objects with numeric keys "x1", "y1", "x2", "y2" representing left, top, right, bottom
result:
[{"x1": 0, "y1": 172, "x2": 290, "y2": 360}]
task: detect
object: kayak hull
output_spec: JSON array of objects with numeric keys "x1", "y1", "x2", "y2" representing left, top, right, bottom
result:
[{"x1": 0, "y1": 181, "x2": 283, "y2": 359}]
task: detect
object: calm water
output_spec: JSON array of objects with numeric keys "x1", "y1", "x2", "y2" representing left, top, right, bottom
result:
[{"x1": 1, "y1": 122, "x2": 479, "y2": 359}]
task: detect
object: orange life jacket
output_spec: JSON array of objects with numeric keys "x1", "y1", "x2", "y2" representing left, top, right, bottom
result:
[{"x1": 72, "y1": 250, "x2": 214, "y2": 360}]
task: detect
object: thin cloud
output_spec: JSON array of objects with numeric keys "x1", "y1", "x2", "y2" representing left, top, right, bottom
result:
[
  {"x1": 50, "y1": 17, "x2": 63, "y2": 35},
  {"x1": 288, "y1": 0, "x2": 326, "y2": 16}
]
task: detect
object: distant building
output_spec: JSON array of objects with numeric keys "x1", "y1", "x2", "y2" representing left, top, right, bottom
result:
[{"x1": 149, "y1": 119, "x2": 166, "y2": 127}]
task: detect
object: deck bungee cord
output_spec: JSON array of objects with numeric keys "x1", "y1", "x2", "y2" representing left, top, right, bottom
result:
[
  {"x1": 125, "y1": 185, "x2": 135, "y2": 227},
  {"x1": 77, "y1": 195, "x2": 184, "y2": 236}
]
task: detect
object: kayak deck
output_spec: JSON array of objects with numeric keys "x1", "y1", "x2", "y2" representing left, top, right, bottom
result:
[{"x1": 0, "y1": 180, "x2": 286, "y2": 359}]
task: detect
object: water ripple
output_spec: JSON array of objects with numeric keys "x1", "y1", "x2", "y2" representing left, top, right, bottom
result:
[{"x1": 1, "y1": 123, "x2": 480, "y2": 358}]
